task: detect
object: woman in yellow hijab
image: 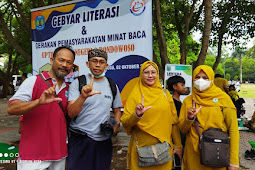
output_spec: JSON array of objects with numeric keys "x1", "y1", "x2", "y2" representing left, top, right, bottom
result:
[
  {"x1": 121, "y1": 61, "x2": 182, "y2": 170},
  {"x1": 178, "y1": 65, "x2": 239, "y2": 170}
]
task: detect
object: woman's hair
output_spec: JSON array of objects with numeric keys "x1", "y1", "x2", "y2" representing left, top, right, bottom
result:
[
  {"x1": 229, "y1": 84, "x2": 235, "y2": 91},
  {"x1": 167, "y1": 76, "x2": 185, "y2": 91}
]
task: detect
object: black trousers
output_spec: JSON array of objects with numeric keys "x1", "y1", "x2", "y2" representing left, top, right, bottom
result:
[{"x1": 67, "y1": 133, "x2": 112, "y2": 170}]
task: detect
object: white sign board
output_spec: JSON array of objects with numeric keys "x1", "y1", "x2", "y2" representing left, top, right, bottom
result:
[
  {"x1": 31, "y1": 0, "x2": 153, "y2": 92},
  {"x1": 164, "y1": 64, "x2": 192, "y2": 101}
]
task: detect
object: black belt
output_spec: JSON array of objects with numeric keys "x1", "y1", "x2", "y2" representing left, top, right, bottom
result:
[{"x1": 69, "y1": 128, "x2": 87, "y2": 137}]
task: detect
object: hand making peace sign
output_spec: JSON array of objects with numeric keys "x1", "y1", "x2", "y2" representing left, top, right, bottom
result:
[
  {"x1": 135, "y1": 95, "x2": 152, "y2": 117},
  {"x1": 81, "y1": 75, "x2": 101, "y2": 98},
  {"x1": 187, "y1": 98, "x2": 203, "y2": 120}
]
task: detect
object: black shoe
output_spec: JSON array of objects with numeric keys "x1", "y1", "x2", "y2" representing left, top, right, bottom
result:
[
  {"x1": 245, "y1": 150, "x2": 251, "y2": 160},
  {"x1": 250, "y1": 149, "x2": 255, "y2": 160}
]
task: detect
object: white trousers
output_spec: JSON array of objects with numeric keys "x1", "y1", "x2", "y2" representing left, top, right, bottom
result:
[{"x1": 17, "y1": 157, "x2": 66, "y2": 170}]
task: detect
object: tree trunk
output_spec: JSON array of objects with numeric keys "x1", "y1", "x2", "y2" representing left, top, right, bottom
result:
[
  {"x1": 153, "y1": 51, "x2": 164, "y2": 80},
  {"x1": 175, "y1": 0, "x2": 199, "y2": 64},
  {"x1": 194, "y1": 0, "x2": 212, "y2": 68},
  {"x1": 1, "y1": 50, "x2": 14, "y2": 98},
  {"x1": 0, "y1": 11, "x2": 32, "y2": 62},
  {"x1": 154, "y1": 0, "x2": 169, "y2": 70},
  {"x1": 212, "y1": 33, "x2": 223, "y2": 71},
  {"x1": 179, "y1": 34, "x2": 188, "y2": 64},
  {"x1": 0, "y1": 73, "x2": 7, "y2": 98},
  {"x1": 212, "y1": 0, "x2": 235, "y2": 71},
  {"x1": 240, "y1": 55, "x2": 242, "y2": 83},
  {"x1": 11, "y1": 0, "x2": 30, "y2": 32}
]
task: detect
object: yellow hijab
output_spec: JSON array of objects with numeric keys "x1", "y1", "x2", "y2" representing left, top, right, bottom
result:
[
  {"x1": 186, "y1": 65, "x2": 235, "y2": 152},
  {"x1": 192, "y1": 65, "x2": 235, "y2": 109},
  {"x1": 123, "y1": 61, "x2": 177, "y2": 144}
]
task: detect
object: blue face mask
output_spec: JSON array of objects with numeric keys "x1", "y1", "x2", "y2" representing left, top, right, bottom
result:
[{"x1": 88, "y1": 70, "x2": 106, "y2": 78}]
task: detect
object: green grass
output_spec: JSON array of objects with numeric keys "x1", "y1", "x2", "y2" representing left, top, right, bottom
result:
[{"x1": 239, "y1": 84, "x2": 255, "y2": 99}]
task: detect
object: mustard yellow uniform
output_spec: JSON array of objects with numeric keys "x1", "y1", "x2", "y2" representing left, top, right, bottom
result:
[
  {"x1": 179, "y1": 65, "x2": 239, "y2": 170},
  {"x1": 228, "y1": 90, "x2": 239, "y2": 101},
  {"x1": 214, "y1": 77, "x2": 228, "y2": 92},
  {"x1": 121, "y1": 61, "x2": 182, "y2": 170}
]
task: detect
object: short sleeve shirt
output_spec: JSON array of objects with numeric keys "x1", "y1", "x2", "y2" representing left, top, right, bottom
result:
[{"x1": 68, "y1": 75, "x2": 122, "y2": 141}]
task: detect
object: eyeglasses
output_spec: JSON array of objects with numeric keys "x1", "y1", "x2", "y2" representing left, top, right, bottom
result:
[
  {"x1": 143, "y1": 71, "x2": 157, "y2": 76},
  {"x1": 89, "y1": 59, "x2": 106, "y2": 65}
]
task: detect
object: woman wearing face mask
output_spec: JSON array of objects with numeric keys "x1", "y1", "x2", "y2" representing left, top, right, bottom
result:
[
  {"x1": 121, "y1": 61, "x2": 182, "y2": 170},
  {"x1": 178, "y1": 65, "x2": 239, "y2": 170}
]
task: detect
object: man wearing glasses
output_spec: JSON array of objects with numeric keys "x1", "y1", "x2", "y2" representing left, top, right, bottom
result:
[
  {"x1": 67, "y1": 49, "x2": 122, "y2": 170},
  {"x1": 8, "y1": 46, "x2": 75, "y2": 170}
]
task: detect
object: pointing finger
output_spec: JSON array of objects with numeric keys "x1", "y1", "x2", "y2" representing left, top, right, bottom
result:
[
  {"x1": 192, "y1": 98, "x2": 196, "y2": 108},
  {"x1": 90, "y1": 75, "x2": 94, "y2": 86},
  {"x1": 141, "y1": 95, "x2": 144, "y2": 105},
  {"x1": 52, "y1": 82, "x2": 57, "y2": 89}
]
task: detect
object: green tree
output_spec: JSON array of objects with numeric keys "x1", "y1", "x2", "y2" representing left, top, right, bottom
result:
[
  {"x1": 224, "y1": 58, "x2": 239, "y2": 80},
  {"x1": 0, "y1": 0, "x2": 69, "y2": 97},
  {"x1": 211, "y1": 0, "x2": 255, "y2": 71},
  {"x1": 246, "y1": 44, "x2": 255, "y2": 58},
  {"x1": 225, "y1": 73, "x2": 231, "y2": 80},
  {"x1": 160, "y1": 0, "x2": 212, "y2": 65},
  {"x1": 232, "y1": 47, "x2": 246, "y2": 83},
  {"x1": 242, "y1": 57, "x2": 255, "y2": 82}
]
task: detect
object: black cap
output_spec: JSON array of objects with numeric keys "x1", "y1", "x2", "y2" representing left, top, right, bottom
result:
[{"x1": 88, "y1": 49, "x2": 107, "y2": 61}]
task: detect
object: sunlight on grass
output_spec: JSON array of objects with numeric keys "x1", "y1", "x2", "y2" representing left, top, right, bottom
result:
[{"x1": 239, "y1": 84, "x2": 255, "y2": 99}]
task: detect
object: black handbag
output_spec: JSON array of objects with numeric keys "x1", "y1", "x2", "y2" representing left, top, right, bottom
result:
[{"x1": 195, "y1": 119, "x2": 230, "y2": 168}]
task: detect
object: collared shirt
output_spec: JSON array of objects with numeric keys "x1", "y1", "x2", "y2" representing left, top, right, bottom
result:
[
  {"x1": 9, "y1": 71, "x2": 68, "y2": 161},
  {"x1": 10, "y1": 73, "x2": 66, "y2": 101},
  {"x1": 68, "y1": 74, "x2": 122, "y2": 141}
]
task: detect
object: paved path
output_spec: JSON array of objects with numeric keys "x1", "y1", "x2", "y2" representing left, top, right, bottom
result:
[
  {"x1": 0, "y1": 96, "x2": 20, "y2": 144},
  {"x1": 0, "y1": 96, "x2": 254, "y2": 169}
]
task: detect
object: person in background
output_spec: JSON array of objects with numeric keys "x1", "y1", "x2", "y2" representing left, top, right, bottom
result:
[
  {"x1": 235, "y1": 81, "x2": 241, "y2": 92},
  {"x1": 214, "y1": 74, "x2": 228, "y2": 93},
  {"x1": 7, "y1": 45, "x2": 75, "y2": 170},
  {"x1": 178, "y1": 65, "x2": 239, "y2": 170},
  {"x1": 167, "y1": 76, "x2": 186, "y2": 116},
  {"x1": 73, "y1": 66, "x2": 79, "y2": 79},
  {"x1": 167, "y1": 75, "x2": 186, "y2": 170},
  {"x1": 228, "y1": 85, "x2": 239, "y2": 101},
  {"x1": 21, "y1": 73, "x2": 27, "y2": 82},
  {"x1": 121, "y1": 61, "x2": 182, "y2": 170}
]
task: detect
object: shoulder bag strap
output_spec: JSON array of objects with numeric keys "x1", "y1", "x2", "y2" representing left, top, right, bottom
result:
[
  {"x1": 194, "y1": 118, "x2": 201, "y2": 137},
  {"x1": 78, "y1": 75, "x2": 86, "y2": 93},
  {"x1": 106, "y1": 76, "x2": 117, "y2": 109},
  {"x1": 162, "y1": 89, "x2": 168, "y2": 99},
  {"x1": 132, "y1": 128, "x2": 140, "y2": 150},
  {"x1": 38, "y1": 74, "x2": 65, "y2": 114}
]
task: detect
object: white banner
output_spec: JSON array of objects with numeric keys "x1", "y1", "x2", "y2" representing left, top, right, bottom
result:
[{"x1": 31, "y1": 0, "x2": 152, "y2": 92}]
